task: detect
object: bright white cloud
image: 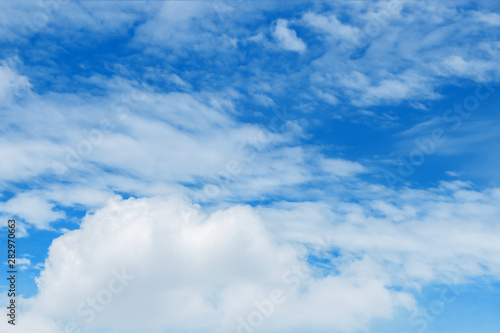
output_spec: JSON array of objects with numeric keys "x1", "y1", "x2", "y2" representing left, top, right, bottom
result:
[
  {"x1": 0, "y1": 193, "x2": 65, "y2": 229},
  {"x1": 20, "y1": 180, "x2": 500, "y2": 332},
  {"x1": 29, "y1": 196, "x2": 413, "y2": 333}
]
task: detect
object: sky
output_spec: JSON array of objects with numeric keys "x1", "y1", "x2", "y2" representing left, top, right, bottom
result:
[{"x1": 1, "y1": 0, "x2": 500, "y2": 332}]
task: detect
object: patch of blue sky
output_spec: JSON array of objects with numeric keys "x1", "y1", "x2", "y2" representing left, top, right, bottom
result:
[
  {"x1": 306, "y1": 249, "x2": 342, "y2": 278},
  {"x1": 1, "y1": 202, "x2": 90, "y2": 297},
  {"x1": 1, "y1": 228, "x2": 54, "y2": 297},
  {"x1": 368, "y1": 281, "x2": 500, "y2": 333}
]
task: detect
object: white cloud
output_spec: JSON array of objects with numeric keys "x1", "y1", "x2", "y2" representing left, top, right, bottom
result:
[
  {"x1": 29, "y1": 196, "x2": 413, "y2": 333},
  {"x1": 302, "y1": 2, "x2": 500, "y2": 106},
  {"x1": 21, "y1": 181, "x2": 500, "y2": 332},
  {"x1": 0, "y1": 193, "x2": 65, "y2": 229},
  {"x1": 473, "y1": 11, "x2": 500, "y2": 26},
  {"x1": 273, "y1": 19, "x2": 306, "y2": 53},
  {"x1": 0, "y1": 139, "x2": 64, "y2": 183},
  {"x1": 259, "y1": 182, "x2": 500, "y2": 285},
  {"x1": 359, "y1": 70, "x2": 441, "y2": 106},
  {"x1": 0, "y1": 70, "x2": 375, "y2": 226},
  {"x1": 0, "y1": 307, "x2": 64, "y2": 333},
  {"x1": 0, "y1": 64, "x2": 31, "y2": 103},
  {"x1": 303, "y1": 12, "x2": 359, "y2": 42},
  {"x1": 14, "y1": 257, "x2": 31, "y2": 266},
  {"x1": 320, "y1": 158, "x2": 368, "y2": 177},
  {"x1": 445, "y1": 171, "x2": 460, "y2": 177}
]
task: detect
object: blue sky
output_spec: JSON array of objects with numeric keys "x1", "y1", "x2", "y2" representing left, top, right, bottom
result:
[{"x1": 1, "y1": 1, "x2": 500, "y2": 332}]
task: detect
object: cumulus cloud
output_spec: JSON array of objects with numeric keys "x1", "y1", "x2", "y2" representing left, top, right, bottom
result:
[
  {"x1": 33, "y1": 196, "x2": 299, "y2": 331},
  {"x1": 273, "y1": 19, "x2": 306, "y2": 53},
  {"x1": 12, "y1": 180, "x2": 500, "y2": 332},
  {"x1": 0, "y1": 307, "x2": 64, "y2": 333},
  {"x1": 27, "y1": 196, "x2": 414, "y2": 333}
]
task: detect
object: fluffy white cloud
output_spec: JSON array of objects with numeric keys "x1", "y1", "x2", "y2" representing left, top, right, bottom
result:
[
  {"x1": 3, "y1": 182, "x2": 500, "y2": 333},
  {"x1": 0, "y1": 193, "x2": 65, "y2": 229},
  {"x1": 27, "y1": 196, "x2": 413, "y2": 333},
  {"x1": 273, "y1": 19, "x2": 306, "y2": 53},
  {"x1": 34, "y1": 196, "x2": 298, "y2": 331},
  {"x1": 18, "y1": 180, "x2": 500, "y2": 332},
  {"x1": 0, "y1": 308, "x2": 64, "y2": 333}
]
